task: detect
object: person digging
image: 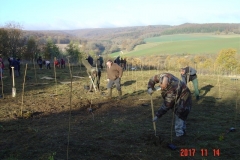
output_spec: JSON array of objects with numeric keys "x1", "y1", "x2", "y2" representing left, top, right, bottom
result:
[
  {"x1": 180, "y1": 66, "x2": 200, "y2": 100},
  {"x1": 81, "y1": 58, "x2": 101, "y2": 92},
  {"x1": 88, "y1": 68, "x2": 101, "y2": 92},
  {"x1": 147, "y1": 73, "x2": 192, "y2": 144},
  {"x1": 105, "y1": 60, "x2": 123, "y2": 100}
]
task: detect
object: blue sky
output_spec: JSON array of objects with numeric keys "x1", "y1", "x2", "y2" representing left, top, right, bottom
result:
[{"x1": 0, "y1": 0, "x2": 240, "y2": 30}]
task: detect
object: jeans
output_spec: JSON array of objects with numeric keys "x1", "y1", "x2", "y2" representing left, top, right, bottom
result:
[{"x1": 175, "y1": 115, "x2": 186, "y2": 137}]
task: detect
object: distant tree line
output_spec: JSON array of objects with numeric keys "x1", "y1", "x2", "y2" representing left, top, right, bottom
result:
[
  {"x1": 1, "y1": 22, "x2": 239, "y2": 61},
  {"x1": 161, "y1": 23, "x2": 240, "y2": 35},
  {"x1": 0, "y1": 22, "x2": 82, "y2": 63},
  {"x1": 127, "y1": 48, "x2": 239, "y2": 75}
]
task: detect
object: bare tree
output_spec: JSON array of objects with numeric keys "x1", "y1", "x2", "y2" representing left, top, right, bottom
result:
[{"x1": 4, "y1": 22, "x2": 25, "y2": 58}]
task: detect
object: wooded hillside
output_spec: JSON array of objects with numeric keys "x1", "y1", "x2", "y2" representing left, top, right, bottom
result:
[{"x1": 27, "y1": 23, "x2": 239, "y2": 42}]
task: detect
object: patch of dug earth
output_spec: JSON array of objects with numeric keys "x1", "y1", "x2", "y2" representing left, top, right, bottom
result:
[{"x1": 140, "y1": 132, "x2": 165, "y2": 146}]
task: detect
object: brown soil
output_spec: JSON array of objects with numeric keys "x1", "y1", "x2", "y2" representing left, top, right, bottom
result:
[{"x1": 0, "y1": 67, "x2": 239, "y2": 159}]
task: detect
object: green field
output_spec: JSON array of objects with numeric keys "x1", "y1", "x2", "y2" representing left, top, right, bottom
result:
[{"x1": 111, "y1": 34, "x2": 240, "y2": 57}]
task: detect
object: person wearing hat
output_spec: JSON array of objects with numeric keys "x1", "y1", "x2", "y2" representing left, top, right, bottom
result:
[
  {"x1": 105, "y1": 60, "x2": 123, "y2": 99},
  {"x1": 147, "y1": 73, "x2": 192, "y2": 143},
  {"x1": 180, "y1": 66, "x2": 200, "y2": 100}
]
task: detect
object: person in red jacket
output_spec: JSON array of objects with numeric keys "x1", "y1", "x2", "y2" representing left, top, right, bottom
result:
[{"x1": 54, "y1": 59, "x2": 60, "y2": 68}]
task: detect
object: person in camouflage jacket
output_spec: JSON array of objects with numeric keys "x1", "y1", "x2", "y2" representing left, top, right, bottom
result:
[
  {"x1": 82, "y1": 58, "x2": 101, "y2": 92},
  {"x1": 147, "y1": 73, "x2": 192, "y2": 138}
]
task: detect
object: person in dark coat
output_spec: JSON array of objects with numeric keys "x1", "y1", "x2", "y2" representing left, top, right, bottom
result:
[
  {"x1": 37, "y1": 56, "x2": 43, "y2": 69},
  {"x1": 60, "y1": 58, "x2": 65, "y2": 68},
  {"x1": 114, "y1": 56, "x2": 121, "y2": 66},
  {"x1": 86, "y1": 55, "x2": 94, "y2": 67},
  {"x1": 97, "y1": 55, "x2": 104, "y2": 70},
  {"x1": 8, "y1": 57, "x2": 13, "y2": 76},
  {"x1": 12, "y1": 58, "x2": 19, "y2": 76},
  {"x1": 17, "y1": 58, "x2": 20, "y2": 76},
  {"x1": 120, "y1": 57, "x2": 124, "y2": 68},
  {"x1": 123, "y1": 58, "x2": 127, "y2": 70}
]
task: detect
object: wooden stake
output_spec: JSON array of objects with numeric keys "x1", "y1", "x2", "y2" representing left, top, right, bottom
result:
[
  {"x1": 0, "y1": 67, "x2": 4, "y2": 99},
  {"x1": 66, "y1": 57, "x2": 73, "y2": 160},
  {"x1": 54, "y1": 57, "x2": 57, "y2": 95},
  {"x1": 150, "y1": 95, "x2": 157, "y2": 136},
  {"x1": 11, "y1": 67, "x2": 16, "y2": 97},
  {"x1": 33, "y1": 58, "x2": 37, "y2": 84},
  {"x1": 21, "y1": 64, "x2": 28, "y2": 117}
]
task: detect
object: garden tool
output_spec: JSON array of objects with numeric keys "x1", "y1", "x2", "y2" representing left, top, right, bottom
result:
[
  {"x1": 150, "y1": 94, "x2": 157, "y2": 136},
  {"x1": 87, "y1": 72, "x2": 97, "y2": 92},
  {"x1": 11, "y1": 67, "x2": 16, "y2": 97}
]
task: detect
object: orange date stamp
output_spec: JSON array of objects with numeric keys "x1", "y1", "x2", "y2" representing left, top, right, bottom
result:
[{"x1": 180, "y1": 148, "x2": 220, "y2": 157}]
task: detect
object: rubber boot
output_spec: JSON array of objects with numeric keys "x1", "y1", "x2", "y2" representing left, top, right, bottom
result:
[
  {"x1": 104, "y1": 88, "x2": 112, "y2": 99},
  {"x1": 117, "y1": 90, "x2": 122, "y2": 100}
]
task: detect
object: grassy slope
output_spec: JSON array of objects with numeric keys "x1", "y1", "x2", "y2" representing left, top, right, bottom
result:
[{"x1": 111, "y1": 34, "x2": 240, "y2": 58}]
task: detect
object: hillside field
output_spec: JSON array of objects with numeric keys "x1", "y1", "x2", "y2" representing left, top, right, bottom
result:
[
  {"x1": 0, "y1": 64, "x2": 240, "y2": 159},
  {"x1": 111, "y1": 34, "x2": 240, "y2": 58}
]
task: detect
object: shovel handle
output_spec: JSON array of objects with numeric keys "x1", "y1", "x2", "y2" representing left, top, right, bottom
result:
[
  {"x1": 11, "y1": 67, "x2": 15, "y2": 87},
  {"x1": 87, "y1": 72, "x2": 97, "y2": 92},
  {"x1": 150, "y1": 95, "x2": 156, "y2": 134}
]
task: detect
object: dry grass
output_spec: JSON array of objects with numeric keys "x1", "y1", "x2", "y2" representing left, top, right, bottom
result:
[{"x1": 0, "y1": 64, "x2": 239, "y2": 159}]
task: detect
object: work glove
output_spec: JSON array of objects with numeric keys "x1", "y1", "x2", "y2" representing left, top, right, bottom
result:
[
  {"x1": 147, "y1": 88, "x2": 154, "y2": 95},
  {"x1": 153, "y1": 116, "x2": 158, "y2": 122},
  {"x1": 89, "y1": 76, "x2": 92, "y2": 78},
  {"x1": 107, "y1": 79, "x2": 110, "y2": 82}
]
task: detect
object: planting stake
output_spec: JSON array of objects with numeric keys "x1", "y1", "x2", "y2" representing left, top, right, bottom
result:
[
  {"x1": 66, "y1": 58, "x2": 73, "y2": 160},
  {"x1": 54, "y1": 57, "x2": 58, "y2": 95},
  {"x1": 1, "y1": 66, "x2": 4, "y2": 98},
  {"x1": 21, "y1": 64, "x2": 28, "y2": 117},
  {"x1": 11, "y1": 67, "x2": 16, "y2": 97},
  {"x1": 33, "y1": 58, "x2": 37, "y2": 84}
]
